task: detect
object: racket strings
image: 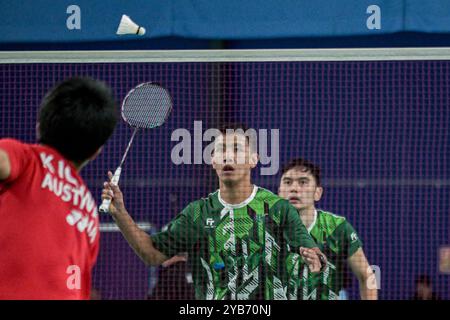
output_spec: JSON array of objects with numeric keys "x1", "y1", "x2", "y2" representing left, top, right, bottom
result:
[{"x1": 122, "y1": 84, "x2": 172, "y2": 129}]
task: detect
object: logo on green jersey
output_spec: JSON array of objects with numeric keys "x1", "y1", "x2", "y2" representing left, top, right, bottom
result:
[{"x1": 205, "y1": 218, "x2": 215, "y2": 228}]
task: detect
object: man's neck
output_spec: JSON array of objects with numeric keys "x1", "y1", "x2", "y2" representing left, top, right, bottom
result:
[
  {"x1": 39, "y1": 143, "x2": 85, "y2": 173},
  {"x1": 72, "y1": 160, "x2": 87, "y2": 173},
  {"x1": 298, "y1": 207, "x2": 316, "y2": 230},
  {"x1": 219, "y1": 179, "x2": 254, "y2": 205}
]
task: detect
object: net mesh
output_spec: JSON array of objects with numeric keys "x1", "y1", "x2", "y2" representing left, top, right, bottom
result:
[
  {"x1": 122, "y1": 83, "x2": 172, "y2": 129},
  {"x1": 0, "y1": 59, "x2": 449, "y2": 300}
]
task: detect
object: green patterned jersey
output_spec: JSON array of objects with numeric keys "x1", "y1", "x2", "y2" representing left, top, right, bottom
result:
[
  {"x1": 151, "y1": 186, "x2": 317, "y2": 300},
  {"x1": 296, "y1": 210, "x2": 363, "y2": 300}
]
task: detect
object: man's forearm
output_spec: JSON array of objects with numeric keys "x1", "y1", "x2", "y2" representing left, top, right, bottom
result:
[
  {"x1": 111, "y1": 210, "x2": 167, "y2": 266},
  {"x1": 359, "y1": 279, "x2": 378, "y2": 300},
  {"x1": 348, "y1": 248, "x2": 378, "y2": 300}
]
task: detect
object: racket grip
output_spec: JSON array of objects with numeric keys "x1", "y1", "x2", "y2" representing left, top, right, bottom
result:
[
  {"x1": 99, "y1": 167, "x2": 122, "y2": 213},
  {"x1": 99, "y1": 198, "x2": 112, "y2": 213}
]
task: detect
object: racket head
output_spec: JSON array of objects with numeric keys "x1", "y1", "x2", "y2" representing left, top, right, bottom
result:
[{"x1": 121, "y1": 82, "x2": 173, "y2": 129}]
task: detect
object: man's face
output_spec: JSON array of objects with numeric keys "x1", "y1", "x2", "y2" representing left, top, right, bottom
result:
[
  {"x1": 278, "y1": 167, "x2": 323, "y2": 211},
  {"x1": 212, "y1": 133, "x2": 258, "y2": 184}
]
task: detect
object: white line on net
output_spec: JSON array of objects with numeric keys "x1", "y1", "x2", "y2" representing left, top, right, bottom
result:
[
  {"x1": 99, "y1": 222, "x2": 152, "y2": 232},
  {"x1": 3, "y1": 48, "x2": 450, "y2": 63}
]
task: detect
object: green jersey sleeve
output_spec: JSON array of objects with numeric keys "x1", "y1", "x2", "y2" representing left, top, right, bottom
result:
[
  {"x1": 151, "y1": 202, "x2": 201, "y2": 257},
  {"x1": 282, "y1": 201, "x2": 317, "y2": 250},
  {"x1": 335, "y1": 220, "x2": 363, "y2": 258}
]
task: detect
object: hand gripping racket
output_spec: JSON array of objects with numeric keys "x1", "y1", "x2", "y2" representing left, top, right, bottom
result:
[{"x1": 99, "y1": 83, "x2": 173, "y2": 213}]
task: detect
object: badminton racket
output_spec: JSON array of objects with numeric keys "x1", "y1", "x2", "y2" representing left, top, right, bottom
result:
[{"x1": 99, "y1": 82, "x2": 173, "y2": 213}]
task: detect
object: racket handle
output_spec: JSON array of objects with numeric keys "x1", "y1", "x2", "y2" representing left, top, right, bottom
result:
[{"x1": 99, "y1": 167, "x2": 122, "y2": 213}]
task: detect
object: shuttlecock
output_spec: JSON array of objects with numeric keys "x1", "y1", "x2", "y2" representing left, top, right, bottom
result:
[{"x1": 116, "y1": 15, "x2": 146, "y2": 36}]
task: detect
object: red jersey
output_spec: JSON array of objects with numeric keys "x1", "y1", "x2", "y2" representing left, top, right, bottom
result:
[{"x1": 0, "y1": 139, "x2": 99, "y2": 300}]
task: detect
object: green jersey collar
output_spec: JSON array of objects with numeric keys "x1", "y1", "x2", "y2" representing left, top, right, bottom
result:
[{"x1": 218, "y1": 185, "x2": 258, "y2": 209}]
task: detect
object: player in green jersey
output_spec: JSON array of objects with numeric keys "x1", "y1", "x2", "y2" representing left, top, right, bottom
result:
[
  {"x1": 101, "y1": 124, "x2": 325, "y2": 300},
  {"x1": 278, "y1": 158, "x2": 378, "y2": 300}
]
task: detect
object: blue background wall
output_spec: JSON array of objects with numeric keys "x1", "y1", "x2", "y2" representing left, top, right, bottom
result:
[{"x1": 2, "y1": 1, "x2": 450, "y2": 50}]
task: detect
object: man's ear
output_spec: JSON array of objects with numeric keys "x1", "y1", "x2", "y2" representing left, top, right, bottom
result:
[
  {"x1": 249, "y1": 152, "x2": 259, "y2": 168},
  {"x1": 211, "y1": 155, "x2": 217, "y2": 170},
  {"x1": 314, "y1": 186, "x2": 323, "y2": 202},
  {"x1": 211, "y1": 150, "x2": 221, "y2": 170}
]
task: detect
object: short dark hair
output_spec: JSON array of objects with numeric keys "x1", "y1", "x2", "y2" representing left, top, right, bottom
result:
[
  {"x1": 218, "y1": 122, "x2": 253, "y2": 141},
  {"x1": 281, "y1": 158, "x2": 322, "y2": 187},
  {"x1": 38, "y1": 77, "x2": 118, "y2": 162},
  {"x1": 218, "y1": 122, "x2": 251, "y2": 136}
]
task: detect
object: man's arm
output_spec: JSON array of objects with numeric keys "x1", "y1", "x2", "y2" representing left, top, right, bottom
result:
[
  {"x1": 0, "y1": 139, "x2": 31, "y2": 182},
  {"x1": 0, "y1": 148, "x2": 11, "y2": 180},
  {"x1": 283, "y1": 201, "x2": 325, "y2": 273},
  {"x1": 102, "y1": 174, "x2": 168, "y2": 266},
  {"x1": 348, "y1": 248, "x2": 378, "y2": 300}
]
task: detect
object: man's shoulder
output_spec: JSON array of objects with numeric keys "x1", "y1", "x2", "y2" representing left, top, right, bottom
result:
[
  {"x1": 254, "y1": 186, "x2": 288, "y2": 208},
  {"x1": 318, "y1": 210, "x2": 347, "y2": 223},
  {"x1": 0, "y1": 139, "x2": 66, "y2": 163},
  {"x1": 197, "y1": 190, "x2": 220, "y2": 206},
  {"x1": 0, "y1": 139, "x2": 37, "y2": 181},
  {"x1": 181, "y1": 190, "x2": 220, "y2": 218},
  {"x1": 0, "y1": 138, "x2": 48, "y2": 151},
  {"x1": 254, "y1": 187, "x2": 298, "y2": 227},
  {"x1": 317, "y1": 210, "x2": 354, "y2": 235},
  {"x1": 0, "y1": 138, "x2": 31, "y2": 151}
]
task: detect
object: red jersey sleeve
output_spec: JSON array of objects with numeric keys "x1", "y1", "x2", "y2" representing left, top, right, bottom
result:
[{"x1": 0, "y1": 138, "x2": 31, "y2": 183}]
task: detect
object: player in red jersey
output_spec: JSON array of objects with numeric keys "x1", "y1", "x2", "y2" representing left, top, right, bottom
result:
[{"x1": 0, "y1": 77, "x2": 117, "y2": 299}]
